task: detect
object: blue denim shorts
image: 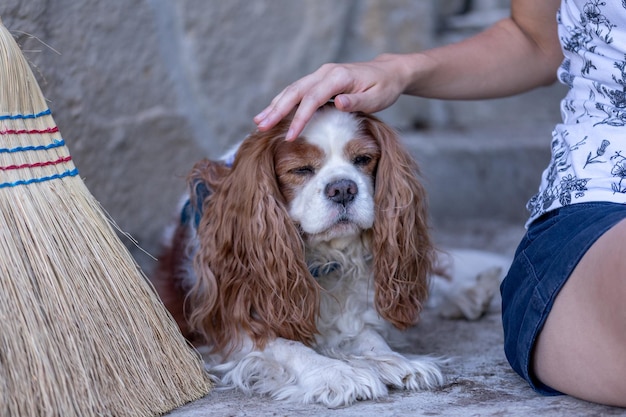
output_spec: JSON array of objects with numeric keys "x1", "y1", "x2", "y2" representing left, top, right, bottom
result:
[{"x1": 501, "y1": 202, "x2": 626, "y2": 395}]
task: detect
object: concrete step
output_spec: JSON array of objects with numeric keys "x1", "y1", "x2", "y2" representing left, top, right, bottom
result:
[{"x1": 401, "y1": 120, "x2": 554, "y2": 229}]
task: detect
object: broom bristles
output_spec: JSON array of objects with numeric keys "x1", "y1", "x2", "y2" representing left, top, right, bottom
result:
[{"x1": 0, "y1": 18, "x2": 211, "y2": 417}]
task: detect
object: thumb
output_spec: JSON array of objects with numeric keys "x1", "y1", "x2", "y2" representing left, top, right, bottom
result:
[
  {"x1": 335, "y1": 90, "x2": 390, "y2": 114},
  {"x1": 334, "y1": 94, "x2": 355, "y2": 111}
]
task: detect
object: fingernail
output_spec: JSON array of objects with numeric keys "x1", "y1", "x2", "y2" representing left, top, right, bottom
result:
[
  {"x1": 254, "y1": 110, "x2": 267, "y2": 121},
  {"x1": 285, "y1": 128, "x2": 295, "y2": 141},
  {"x1": 336, "y1": 95, "x2": 350, "y2": 109}
]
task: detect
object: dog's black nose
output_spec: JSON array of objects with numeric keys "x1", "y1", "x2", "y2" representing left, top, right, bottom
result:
[{"x1": 325, "y1": 179, "x2": 358, "y2": 206}]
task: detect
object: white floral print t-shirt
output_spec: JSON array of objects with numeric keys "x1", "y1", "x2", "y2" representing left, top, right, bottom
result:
[{"x1": 527, "y1": 0, "x2": 626, "y2": 225}]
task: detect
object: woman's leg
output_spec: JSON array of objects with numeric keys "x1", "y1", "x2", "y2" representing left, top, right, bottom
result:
[{"x1": 532, "y1": 218, "x2": 626, "y2": 406}]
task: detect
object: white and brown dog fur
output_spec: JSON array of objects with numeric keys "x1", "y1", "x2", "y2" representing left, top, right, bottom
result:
[{"x1": 152, "y1": 104, "x2": 509, "y2": 408}]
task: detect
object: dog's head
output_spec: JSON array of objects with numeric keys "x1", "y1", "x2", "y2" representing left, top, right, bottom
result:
[
  {"x1": 276, "y1": 107, "x2": 378, "y2": 246},
  {"x1": 187, "y1": 105, "x2": 434, "y2": 353}
]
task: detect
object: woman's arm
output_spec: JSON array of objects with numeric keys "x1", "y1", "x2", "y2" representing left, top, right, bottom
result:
[
  {"x1": 254, "y1": 0, "x2": 563, "y2": 141},
  {"x1": 406, "y1": 0, "x2": 562, "y2": 99}
]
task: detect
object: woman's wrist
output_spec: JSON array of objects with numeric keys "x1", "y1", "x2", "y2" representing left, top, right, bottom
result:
[{"x1": 372, "y1": 52, "x2": 437, "y2": 98}]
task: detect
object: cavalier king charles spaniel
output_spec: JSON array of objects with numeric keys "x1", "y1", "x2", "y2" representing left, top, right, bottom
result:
[{"x1": 152, "y1": 104, "x2": 506, "y2": 408}]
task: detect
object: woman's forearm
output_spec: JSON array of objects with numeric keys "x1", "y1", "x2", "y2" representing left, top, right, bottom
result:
[{"x1": 399, "y1": 11, "x2": 563, "y2": 100}]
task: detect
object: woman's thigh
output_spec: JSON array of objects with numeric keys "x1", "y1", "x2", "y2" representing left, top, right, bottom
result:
[{"x1": 532, "y1": 217, "x2": 626, "y2": 406}]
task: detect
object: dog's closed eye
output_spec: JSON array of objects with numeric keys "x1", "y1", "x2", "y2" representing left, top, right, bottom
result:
[{"x1": 290, "y1": 165, "x2": 316, "y2": 176}]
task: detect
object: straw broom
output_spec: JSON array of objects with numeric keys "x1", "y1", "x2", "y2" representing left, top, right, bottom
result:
[{"x1": 0, "y1": 18, "x2": 211, "y2": 417}]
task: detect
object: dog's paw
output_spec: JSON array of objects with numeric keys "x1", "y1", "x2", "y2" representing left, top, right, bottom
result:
[
  {"x1": 430, "y1": 249, "x2": 510, "y2": 320},
  {"x1": 437, "y1": 265, "x2": 502, "y2": 320},
  {"x1": 350, "y1": 353, "x2": 444, "y2": 391},
  {"x1": 293, "y1": 362, "x2": 387, "y2": 408},
  {"x1": 217, "y1": 353, "x2": 297, "y2": 395}
]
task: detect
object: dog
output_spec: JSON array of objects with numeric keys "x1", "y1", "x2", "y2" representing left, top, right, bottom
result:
[{"x1": 152, "y1": 104, "x2": 507, "y2": 408}]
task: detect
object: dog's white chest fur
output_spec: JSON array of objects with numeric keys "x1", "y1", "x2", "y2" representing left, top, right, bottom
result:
[{"x1": 307, "y1": 239, "x2": 382, "y2": 347}]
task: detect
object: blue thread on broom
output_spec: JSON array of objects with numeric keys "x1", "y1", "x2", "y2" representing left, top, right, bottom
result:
[
  {"x1": 0, "y1": 109, "x2": 51, "y2": 120},
  {"x1": 0, "y1": 168, "x2": 79, "y2": 189},
  {"x1": 0, "y1": 139, "x2": 66, "y2": 154}
]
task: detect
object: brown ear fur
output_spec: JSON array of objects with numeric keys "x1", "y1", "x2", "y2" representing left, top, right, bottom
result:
[
  {"x1": 360, "y1": 114, "x2": 435, "y2": 329},
  {"x1": 151, "y1": 159, "x2": 232, "y2": 342},
  {"x1": 188, "y1": 130, "x2": 320, "y2": 355}
]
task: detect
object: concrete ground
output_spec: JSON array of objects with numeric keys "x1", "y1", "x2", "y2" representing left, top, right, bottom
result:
[{"x1": 161, "y1": 220, "x2": 626, "y2": 417}]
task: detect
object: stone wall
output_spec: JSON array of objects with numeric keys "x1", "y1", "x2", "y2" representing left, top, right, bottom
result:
[{"x1": 0, "y1": 1, "x2": 564, "y2": 268}]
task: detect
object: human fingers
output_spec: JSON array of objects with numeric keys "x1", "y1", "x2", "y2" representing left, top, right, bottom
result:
[
  {"x1": 255, "y1": 63, "x2": 364, "y2": 136},
  {"x1": 284, "y1": 94, "x2": 339, "y2": 141},
  {"x1": 283, "y1": 81, "x2": 397, "y2": 141},
  {"x1": 284, "y1": 88, "x2": 384, "y2": 141},
  {"x1": 255, "y1": 60, "x2": 399, "y2": 140},
  {"x1": 254, "y1": 67, "x2": 334, "y2": 132},
  {"x1": 253, "y1": 88, "x2": 291, "y2": 129}
]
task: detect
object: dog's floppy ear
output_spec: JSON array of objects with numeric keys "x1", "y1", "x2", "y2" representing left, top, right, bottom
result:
[
  {"x1": 360, "y1": 114, "x2": 435, "y2": 329},
  {"x1": 188, "y1": 130, "x2": 320, "y2": 355},
  {"x1": 150, "y1": 158, "x2": 231, "y2": 342}
]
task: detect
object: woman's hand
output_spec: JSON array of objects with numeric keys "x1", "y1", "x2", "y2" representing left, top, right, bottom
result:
[{"x1": 254, "y1": 54, "x2": 411, "y2": 141}]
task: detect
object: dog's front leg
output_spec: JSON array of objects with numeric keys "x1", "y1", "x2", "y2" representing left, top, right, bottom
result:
[
  {"x1": 212, "y1": 337, "x2": 387, "y2": 408},
  {"x1": 332, "y1": 328, "x2": 444, "y2": 391}
]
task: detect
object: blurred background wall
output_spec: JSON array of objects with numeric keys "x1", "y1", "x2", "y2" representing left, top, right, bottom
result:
[{"x1": 0, "y1": 0, "x2": 566, "y2": 270}]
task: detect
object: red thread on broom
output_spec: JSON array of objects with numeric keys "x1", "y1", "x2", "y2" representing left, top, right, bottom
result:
[
  {"x1": 0, "y1": 127, "x2": 59, "y2": 135},
  {"x1": 0, "y1": 155, "x2": 72, "y2": 171}
]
